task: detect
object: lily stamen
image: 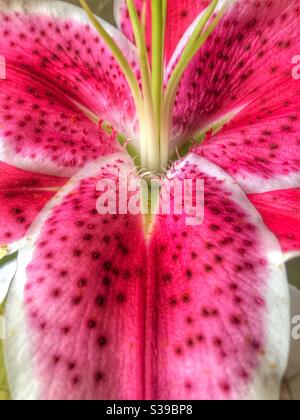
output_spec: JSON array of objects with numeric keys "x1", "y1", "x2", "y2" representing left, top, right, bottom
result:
[
  {"x1": 126, "y1": 0, "x2": 159, "y2": 172},
  {"x1": 79, "y1": 0, "x2": 145, "y2": 137}
]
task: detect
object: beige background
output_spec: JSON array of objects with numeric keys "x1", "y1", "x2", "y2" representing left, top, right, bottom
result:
[{"x1": 69, "y1": 0, "x2": 114, "y2": 19}]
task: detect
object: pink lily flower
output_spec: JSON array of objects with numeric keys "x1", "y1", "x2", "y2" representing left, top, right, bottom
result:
[{"x1": 0, "y1": 0, "x2": 299, "y2": 400}]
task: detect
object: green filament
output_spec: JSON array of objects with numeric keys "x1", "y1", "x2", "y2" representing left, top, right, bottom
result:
[
  {"x1": 126, "y1": 0, "x2": 159, "y2": 172},
  {"x1": 161, "y1": 1, "x2": 227, "y2": 168},
  {"x1": 79, "y1": 1, "x2": 144, "y2": 121},
  {"x1": 151, "y1": 0, "x2": 167, "y2": 130}
]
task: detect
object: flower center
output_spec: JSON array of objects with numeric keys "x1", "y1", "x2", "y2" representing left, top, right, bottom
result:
[{"x1": 79, "y1": 0, "x2": 226, "y2": 175}]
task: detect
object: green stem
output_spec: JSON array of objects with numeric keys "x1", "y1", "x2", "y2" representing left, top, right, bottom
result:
[
  {"x1": 0, "y1": 251, "x2": 18, "y2": 268},
  {"x1": 126, "y1": 0, "x2": 160, "y2": 172},
  {"x1": 151, "y1": 0, "x2": 164, "y2": 130},
  {"x1": 162, "y1": 0, "x2": 167, "y2": 26},
  {"x1": 160, "y1": 93, "x2": 173, "y2": 170},
  {"x1": 181, "y1": 0, "x2": 218, "y2": 63},
  {"x1": 101, "y1": 121, "x2": 141, "y2": 166},
  {"x1": 116, "y1": 134, "x2": 141, "y2": 168},
  {"x1": 180, "y1": 7, "x2": 225, "y2": 71}
]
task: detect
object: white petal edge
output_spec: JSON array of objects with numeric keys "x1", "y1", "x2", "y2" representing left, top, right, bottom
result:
[
  {"x1": 234, "y1": 172, "x2": 300, "y2": 195},
  {"x1": 0, "y1": 260, "x2": 17, "y2": 305},
  {"x1": 175, "y1": 154, "x2": 290, "y2": 400}
]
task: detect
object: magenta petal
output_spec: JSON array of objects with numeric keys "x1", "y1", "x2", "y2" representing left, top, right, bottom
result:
[
  {"x1": 0, "y1": 162, "x2": 67, "y2": 247},
  {"x1": 146, "y1": 155, "x2": 289, "y2": 400},
  {"x1": 0, "y1": 0, "x2": 138, "y2": 131},
  {"x1": 4, "y1": 154, "x2": 290, "y2": 400},
  {"x1": 115, "y1": 0, "x2": 209, "y2": 62},
  {"x1": 0, "y1": 67, "x2": 120, "y2": 176},
  {"x1": 171, "y1": 0, "x2": 300, "y2": 140},
  {"x1": 196, "y1": 98, "x2": 300, "y2": 193},
  {"x1": 0, "y1": 0, "x2": 139, "y2": 175},
  {"x1": 5, "y1": 154, "x2": 147, "y2": 400},
  {"x1": 115, "y1": 0, "x2": 152, "y2": 57},
  {"x1": 249, "y1": 189, "x2": 300, "y2": 255}
]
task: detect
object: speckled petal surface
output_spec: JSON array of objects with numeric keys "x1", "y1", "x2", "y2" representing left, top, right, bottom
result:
[
  {"x1": 0, "y1": 162, "x2": 67, "y2": 247},
  {"x1": 249, "y1": 189, "x2": 300, "y2": 256},
  {"x1": 170, "y1": 0, "x2": 300, "y2": 142},
  {"x1": 0, "y1": 0, "x2": 138, "y2": 176},
  {"x1": 5, "y1": 154, "x2": 147, "y2": 400},
  {"x1": 196, "y1": 97, "x2": 300, "y2": 193},
  {"x1": 114, "y1": 0, "x2": 209, "y2": 62},
  {"x1": 146, "y1": 154, "x2": 289, "y2": 400}
]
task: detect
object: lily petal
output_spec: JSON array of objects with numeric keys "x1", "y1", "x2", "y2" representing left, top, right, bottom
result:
[
  {"x1": 147, "y1": 154, "x2": 289, "y2": 400},
  {"x1": 114, "y1": 0, "x2": 209, "y2": 62},
  {"x1": 171, "y1": 0, "x2": 300, "y2": 141},
  {"x1": 196, "y1": 102, "x2": 300, "y2": 193},
  {"x1": 0, "y1": 0, "x2": 138, "y2": 176},
  {"x1": 0, "y1": 162, "x2": 67, "y2": 249},
  {"x1": 248, "y1": 189, "x2": 300, "y2": 257},
  {"x1": 4, "y1": 154, "x2": 147, "y2": 400},
  {"x1": 3, "y1": 152, "x2": 290, "y2": 400}
]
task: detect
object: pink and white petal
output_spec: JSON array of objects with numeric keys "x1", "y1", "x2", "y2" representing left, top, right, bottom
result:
[
  {"x1": 0, "y1": 162, "x2": 67, "y2": 250},
  {"x1": 4, "y1": 154, "x2": 147, "y2": 400},
  {"x1": 0, "y1": 0, "x2": 138, "y2": 175},
  {"x1": 165, "y1": 0, "x2": 212, "y2": 62},
  {"x1": 248, "y1": 189, "x2": 300, "y2": 258},
  {"x1": 114, "y1": 0, "x2": 152, "y2": 57},
  {"x1": 147, "y1": 154, "x2": 289, "y2": 400},
  {"x1": 114, "y1": 0, "x2": 210, "y2": 62},
  {"x1": 171, "y1": 0, "x2": 300, "y2": 141},
  {"x1": 0, "y1": 67, "x2": 120, "y2": 176},
  {"x1": 1, "y1": 0, "x2": 139, "y2": 135},
  {"x1": 196, "y1": 102, "x2": 300, "y2": 193}
]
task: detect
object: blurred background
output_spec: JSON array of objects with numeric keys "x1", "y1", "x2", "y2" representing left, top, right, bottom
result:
[{"x1": 69, "y1": 0, "x2": 114, "y2": 19}]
